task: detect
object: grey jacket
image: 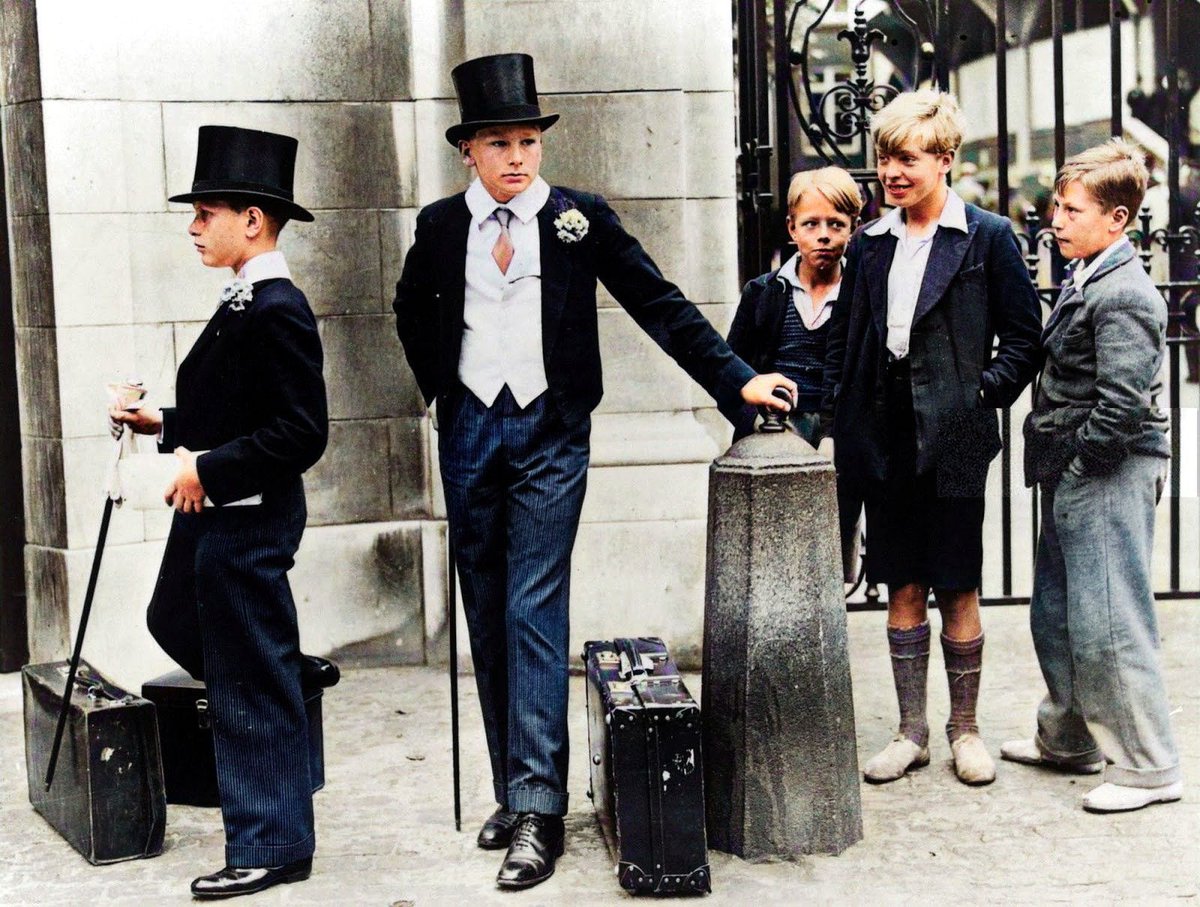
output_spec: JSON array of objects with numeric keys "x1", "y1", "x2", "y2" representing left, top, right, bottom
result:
[{"x1": 1023, "y1": 239, "x2": 1169, "y2": 487}]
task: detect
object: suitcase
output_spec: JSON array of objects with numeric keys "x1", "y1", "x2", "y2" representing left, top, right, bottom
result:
[
  {"x1": 22, "y1": 660, "x2": 166, "y2": 864},
  {"x1": 583, "y1": 637, "x2": 711, "y2": 894},
  {"x1": 141, "y1": 669, "x2": 325, "y2": 807}
]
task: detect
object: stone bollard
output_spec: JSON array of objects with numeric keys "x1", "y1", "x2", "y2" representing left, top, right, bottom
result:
[{"x1": 702, "y1": 413, "x2": 862, "y2": 858}]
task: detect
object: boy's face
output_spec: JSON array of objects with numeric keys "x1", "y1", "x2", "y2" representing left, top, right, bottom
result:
[
  {"x1": 461, "y1": 125, "x2": 543, "y2": 203},
  {"x1": 876, "y1": 143, "x2": 952, "y2": 210},
  {"x1": 1051, "y1": 179, "x2": 1127, "y2": 260},
  {"x1": 786, "y1": 191, "x2": 853, "y2": 278},
  {"x1": 188, "y1": 201, "x2": 252, "y2": 271}
]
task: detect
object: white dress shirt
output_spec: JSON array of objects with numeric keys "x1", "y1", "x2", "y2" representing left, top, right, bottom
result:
[
  {"x1": 459, "y1": 176, "x2": 551, "y2": 408},
  {"x1": 238, "y1": 249, "x2": 292, "y2": 283},
  {"x1": 779, "y1": 251, "x2": 840, "y2": 330},
  {"x1": 866, "y1": 188, "x2": 969, "y2": 359}
]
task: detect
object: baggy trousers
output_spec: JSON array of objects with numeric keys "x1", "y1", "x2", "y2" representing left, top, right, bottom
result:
[
  {"x1": 1031, "y1": 453, "x2": 1180, "y2": 787},
  {"x1": 146, "y1": 481, "x2": 315, "y2": 866},
  {"x1": 439, "y1": 386, "x2": 589, "y2": 816}
]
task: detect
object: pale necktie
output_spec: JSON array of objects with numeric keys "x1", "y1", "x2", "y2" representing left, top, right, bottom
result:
[{"x1": 492, "y1": 207, "x2": 514, "y2": 275}]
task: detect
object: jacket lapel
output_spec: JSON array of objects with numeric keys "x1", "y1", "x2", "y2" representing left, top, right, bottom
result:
[
  {"x1": 861, "y1": 231, "x2": 897, "y2": 338},
  {"x1": 440, "y1": 197, "x2": 471, "y2": 357},
  {"x1": 911, "y1": 217, "x2": 977, "y2": 325},
  {"x1": 538, "y1": 188, "x2": 573, "y2": 357}
]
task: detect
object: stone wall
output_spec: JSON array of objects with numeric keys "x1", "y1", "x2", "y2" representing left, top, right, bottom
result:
[{"x1": 0, "y1": 0, "x2": 740, "y2": 686}]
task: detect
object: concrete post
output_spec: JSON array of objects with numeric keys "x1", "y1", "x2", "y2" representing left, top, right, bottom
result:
[{"x1": 702, "y1": 422, "x2": 862, "y2": 858}]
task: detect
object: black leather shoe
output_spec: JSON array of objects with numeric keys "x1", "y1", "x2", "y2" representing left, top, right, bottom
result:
[
  {"x1": 300, "y1": 655, "x2": 340, "y2": 690},
  {"x1": 190, "y1": 857, "x2": 312, "y2": 899},
  {"x1": 496, "y1": 813, "x2": 564, "y2": 890},
  {"x1": 477, "y1": 806, "x2": 521, "y2": 849}
]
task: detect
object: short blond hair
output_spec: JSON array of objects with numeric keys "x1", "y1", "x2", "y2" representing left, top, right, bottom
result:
[
  {"x1": 871, "y1": 89, "x2": 966, "y2": 156},
  {"x1": 786, "y1": 166, "x2": 864, "y2": 219},
  {"x1": 1055, "y1": 138, "x2": 1148, "y2": 216}
]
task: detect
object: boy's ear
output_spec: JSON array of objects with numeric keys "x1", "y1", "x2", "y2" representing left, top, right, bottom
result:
[{"x1": 459, "y1": 140, "x2": 474, "y2": 166}]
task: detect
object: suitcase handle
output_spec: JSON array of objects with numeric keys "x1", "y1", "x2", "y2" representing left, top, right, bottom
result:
[{"x1": 616, "y1": 638, "x2": 660, "y2": 681}]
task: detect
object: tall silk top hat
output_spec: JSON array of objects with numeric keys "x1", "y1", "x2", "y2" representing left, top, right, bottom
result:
[
  {"x1": 169, "y1": 125, "x2": 314, "y2": 222},
  {"x1": 445, "y1": 53, "x2": 559, "y2": 146}
]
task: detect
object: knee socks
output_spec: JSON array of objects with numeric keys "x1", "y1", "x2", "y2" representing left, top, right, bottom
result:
[
  {"x1": 887, "y1": 622, "x2": 931, "y2": 747},
  {"x1": 942, "y1": 632, "x2": 984, "y2": 741}
]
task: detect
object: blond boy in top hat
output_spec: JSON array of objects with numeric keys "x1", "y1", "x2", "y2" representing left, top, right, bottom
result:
[
  {"x1": 111, "y1": 125, "x2": 330, "y2": 899},
  {"x1": 394, "y1": 53, "x2": 794, "y2": 889}
]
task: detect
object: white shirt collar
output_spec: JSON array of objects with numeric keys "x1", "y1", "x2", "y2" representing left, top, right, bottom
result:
[
  {"x1": 1070, "y1": 236, "x2": 1130, "y2": 291},
  {"x1": 238, "y1": 250, "x2": 291, "y2": 283},
  {"x1": 779, "y1": 251, "x2": 841, "y2": 301},
  {"x1": 865, "y1": 187, "x2": 969, "y2": 237},
  {"x1": 466, "y1": 176, "x2": 551, "y2": 227}
]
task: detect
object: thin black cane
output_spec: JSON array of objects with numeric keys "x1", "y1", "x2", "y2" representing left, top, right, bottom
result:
[
  {"x1": 448, "y1": 536, "x2": 462, "y2": 831},
  {"x1": 44, "y1": 493, "x2": 115, "y2": 789}
]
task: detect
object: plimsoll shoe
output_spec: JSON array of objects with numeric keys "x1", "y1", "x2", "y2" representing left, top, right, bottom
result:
[
  {"x1": 477, "y1": 806, "x2": 521, "y2": 850},
  {"x1": 863, "y1": 735, "x2": 930, "y2": 783},
  {"x1": 496, "y1": 813, "x2": 565, "y2": 890},
  {"x1": 1082, "y1": 781, "x2": 1183, "y2": 813},
  {"x1": 191, "y1": 857, "x2": 312, "y2": 899},
  {"x1": 1000, "y1": 738, "x2": 1104, "y2": 774},
  {"x1": 950, "y1": 733, "x2": 996, "y2": 785}
]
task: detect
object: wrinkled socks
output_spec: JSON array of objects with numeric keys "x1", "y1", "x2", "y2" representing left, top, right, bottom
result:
[
  {"x1": 942, "y1": 632, "x2": 984, "y2": 741},
  {"x1": 887, "y1": 622, "x2": 931, "y2": 747}
]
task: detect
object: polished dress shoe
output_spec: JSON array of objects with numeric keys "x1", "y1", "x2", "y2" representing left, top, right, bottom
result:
[
  {"x1": 300, "y1": 654, "x2": 340, "y2": 690},
  {"x1": 496, "y1": 813, "x2": 564, "y2": 890},
  {"x1": 191, "y1": 857, "x2": 312, "y2": 899},
  {"x1": 477, "y1": 806, "x2": 521, "y2": 849}
]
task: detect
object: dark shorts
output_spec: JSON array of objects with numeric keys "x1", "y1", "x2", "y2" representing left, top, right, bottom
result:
[{"x1": 863, "y1": 359, "x2": 985, "y2": 591}]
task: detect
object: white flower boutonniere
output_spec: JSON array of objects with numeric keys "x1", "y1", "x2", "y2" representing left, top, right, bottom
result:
[
  {"x1": 554, "y1": 208, "x2": 589, "y2": 244},
  {"x1": 220, "y1": 278, "x2": 254, "y2": 312}
]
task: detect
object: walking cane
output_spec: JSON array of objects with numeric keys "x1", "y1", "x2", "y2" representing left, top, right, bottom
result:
[
  {"x1": 44, "y1": 437, "x2": 122, "y2": 789},
  {"x1": 448, "y1": 535, "x2": 462, "y2": 832}
]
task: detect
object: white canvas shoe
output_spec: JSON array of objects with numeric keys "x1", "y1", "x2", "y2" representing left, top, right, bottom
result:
[
  {"x1": 950, "y1": 733, "x2": 996, "y2": 785},
  {"x1": 1082, "y1": 781, "x2": 1183, "y2": 813},
  {"x1": 863, "y1": 736, "x2": 930, "y2": 783},
  {"x1": 1000, "y1": 738, "x2": 1104, "y2": 774}
]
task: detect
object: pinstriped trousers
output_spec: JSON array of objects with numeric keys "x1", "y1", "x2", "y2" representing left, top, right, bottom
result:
[
  {"x1": 146, "y1": 480, "x2": 315, "y2": 867},
  {"x1": 439, "y1": 385, "x2": 589, "y2": 816}
]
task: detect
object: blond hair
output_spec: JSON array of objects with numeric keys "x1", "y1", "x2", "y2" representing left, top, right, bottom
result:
[
  {"x1": 786, "y1": 166, "x2": 864, "y2": 219},
  {"x1": 1055, "y1": 138, "x2": 1148, "y2": 216},
  {"x1": 871, "y1": 89, "x2": 966, "y2": 156}
]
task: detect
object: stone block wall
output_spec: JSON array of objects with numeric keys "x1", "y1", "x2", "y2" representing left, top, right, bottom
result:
[{"x1": 1, "y1": 0, "x2": 740, "y2": 685}]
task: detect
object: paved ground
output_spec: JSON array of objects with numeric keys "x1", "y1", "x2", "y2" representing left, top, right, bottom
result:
[{"x1": 1, "y1": 602, "x2": 1197, "y2": 905}]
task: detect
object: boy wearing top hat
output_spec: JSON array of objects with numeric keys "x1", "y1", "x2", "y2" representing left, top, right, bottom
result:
[
  {"x1": 110, "y1": 125, "x2": 329, "y2": 898},
  {"x1": 394, "y1": 53, "x2": 794, "y2": 889}
]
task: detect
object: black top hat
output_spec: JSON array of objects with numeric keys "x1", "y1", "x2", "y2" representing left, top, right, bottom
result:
[
  {"x1": 169, "y1": 125, "x2": 314, "y2": 222},
  {"x1": 445, "y1": 53, "x2": 559, "y2": 146}
]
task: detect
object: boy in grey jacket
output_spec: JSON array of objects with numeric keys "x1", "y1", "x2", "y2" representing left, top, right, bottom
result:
[{"x1": 1004, "y1": 140, "x2": 1181, "y2": 813}]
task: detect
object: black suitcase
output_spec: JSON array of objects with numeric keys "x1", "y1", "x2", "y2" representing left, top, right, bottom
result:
[
  {"x1": 22, "y1": 661, "x2": 166, "y2": 864},
  {"x1": 583, "y1": 637, "x2": 711, "y2": 894},
  {"x1": 141, "y1": 669, "x2": 325, "y2": 807}
]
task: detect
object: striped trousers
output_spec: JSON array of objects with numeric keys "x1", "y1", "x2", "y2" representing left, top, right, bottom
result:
[
  {"x1": 147, "y1": 480, "x2": 315, "y2": 867},
  {"x1": 439, "y1": 385, "x2": 589, "y2": 816}
]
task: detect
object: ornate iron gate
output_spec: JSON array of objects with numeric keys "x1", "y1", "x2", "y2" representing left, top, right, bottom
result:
[{"x1": 735, "y1": 0, "x2": 1200, "y2": 606}]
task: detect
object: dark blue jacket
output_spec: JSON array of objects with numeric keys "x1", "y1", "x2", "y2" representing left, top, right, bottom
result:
[
  {"x1": 820, "y1": 203, "x2": 1041, "y2": 495},
  {"x1": 393, "y1": 186, "x2": 754, "y2": 428},
  {"x1": 160, "y1": 278, "x2": 328, "y2": 505}
]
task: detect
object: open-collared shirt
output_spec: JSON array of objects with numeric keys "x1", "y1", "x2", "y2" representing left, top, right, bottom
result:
[
  {"x1": 866, "y1": 188, "x2": 969, "y2": 359},
  {"x1": 459, "y1": 176, "x2": 551, "y2": 407},
  {"x1": 779, "y1": 250, "x2": 840, "y2": 331}
]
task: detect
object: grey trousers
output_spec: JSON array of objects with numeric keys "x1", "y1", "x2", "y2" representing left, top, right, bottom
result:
[{"x1": 1031, "y1": 453, "x2": 1180, "y2": 788}]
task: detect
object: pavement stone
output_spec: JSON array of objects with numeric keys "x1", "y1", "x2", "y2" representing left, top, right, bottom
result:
[{"x1": 1, "y1": 601, "x2": 1197, "y2": 905}]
